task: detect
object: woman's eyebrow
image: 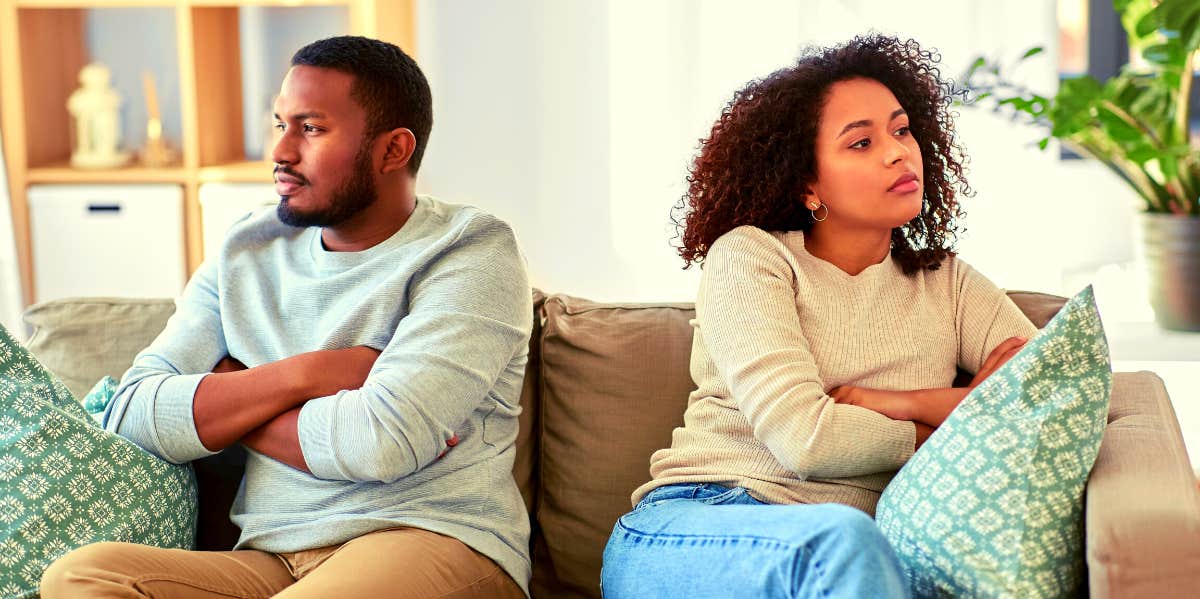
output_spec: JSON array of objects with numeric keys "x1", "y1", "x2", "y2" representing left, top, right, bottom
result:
[{"x1": 836, "y1": 108, "x2": 907, "y2": 139}]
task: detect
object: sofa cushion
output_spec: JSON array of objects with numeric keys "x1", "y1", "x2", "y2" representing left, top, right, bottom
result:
[
  {"x1": 1085, "y1": 371, "x2": 1200, "y2": 596},
  {"x1": 876, "y1": 286, "x2": 1112, "y2": 597},
  {"x1": 1007, "y1": 291, "x2": 1068, "y2": 328},
  {"x1": 0, "y1": 323, "x2": 196, "y2": 597},
  {"x1": 23, "y1": 298, "x2": 176, "y2": 400},
  {"x1": 534, "y1": 295, "x2": 696, "y2": 599}
]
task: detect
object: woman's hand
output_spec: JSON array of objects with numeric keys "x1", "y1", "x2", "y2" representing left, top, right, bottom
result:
[
  {"x1": 829, "y1": 386, "x2": 917, "y2": 421},
  {"x1": 969, "y1": 336, "x2": 1028, "y2": 388},
  {"x1": 832, "y1": 385, "x2": 971, "y2": 428}
]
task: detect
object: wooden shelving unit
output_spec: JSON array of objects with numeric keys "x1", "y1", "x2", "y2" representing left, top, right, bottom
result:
[{"x1": 0, "y1": 0, "x2": 414, "y2": 307}]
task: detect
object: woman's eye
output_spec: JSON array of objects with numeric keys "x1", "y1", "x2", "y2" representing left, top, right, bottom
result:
[
  {"x1": 895, "y1": 126, "x2": 910, "y2": 136},
  {"x1": 850, "y1": 138, "x2": 870, "y2": 149}
]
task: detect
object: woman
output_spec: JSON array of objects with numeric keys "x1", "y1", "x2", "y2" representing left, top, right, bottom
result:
[{"x1": 601, "y1": 35, "x2": 1036, "y2": 598}]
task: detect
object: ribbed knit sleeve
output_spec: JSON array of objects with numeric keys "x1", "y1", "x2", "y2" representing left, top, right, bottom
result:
[
  {"x1": 954, "y1": 260, "x2": 1039, "y2": 375},
  {"x1": 696, "y1": 227, "x2": 916, "y2": 479}
]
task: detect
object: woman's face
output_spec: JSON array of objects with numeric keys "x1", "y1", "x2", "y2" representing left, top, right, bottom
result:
[{"x1": 807, "y1": 77, "x2": 924, "y2": 230}]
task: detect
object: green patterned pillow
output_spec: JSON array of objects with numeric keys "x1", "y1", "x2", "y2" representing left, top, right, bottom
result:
[
  {"x1": 0, "y1": 325, "x2": 197, "y2": 599},
  {"x1": 876, "y1": 285, "x2": 1111, "y2": 598}
]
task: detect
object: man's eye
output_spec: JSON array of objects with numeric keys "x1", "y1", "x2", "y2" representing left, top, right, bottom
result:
[
  {"x1": 273, "y1": 123, "x2": 285, "y2": 132},
  {"x1": 303, "y1": 124, "x2": 319, "y2": 133}
]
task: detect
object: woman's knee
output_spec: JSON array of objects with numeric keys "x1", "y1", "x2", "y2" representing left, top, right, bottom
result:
[{"x1": 787, "y1": 504, "x2": 898, "y2": 566}]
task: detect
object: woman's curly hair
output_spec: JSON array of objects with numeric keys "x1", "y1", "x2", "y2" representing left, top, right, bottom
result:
[{"x1": 672, "y1": 34, "x2": 970, "y2": 274}]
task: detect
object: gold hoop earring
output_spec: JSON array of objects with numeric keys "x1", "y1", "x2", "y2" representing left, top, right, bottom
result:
[{"x1": 810, "y1": 203, "x2": 828, "y2": 222}]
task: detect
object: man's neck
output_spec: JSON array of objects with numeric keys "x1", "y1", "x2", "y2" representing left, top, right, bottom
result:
[{"x1": 321, "y1": 191, "x2": 418, "y2": 252}]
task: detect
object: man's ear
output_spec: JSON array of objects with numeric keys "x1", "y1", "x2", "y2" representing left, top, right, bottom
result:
[{"x1": 379, "y1": 128, "x2": 417, "y2": 174}]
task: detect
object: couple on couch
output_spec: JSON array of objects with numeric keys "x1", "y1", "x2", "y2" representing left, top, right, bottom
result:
[{"x1": 39, "y1": 34, "x2": 1035, "y2": 599}]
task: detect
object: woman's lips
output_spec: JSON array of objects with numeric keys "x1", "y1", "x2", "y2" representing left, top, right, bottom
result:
[{"x1": 889, "y1": 179, "x2": 919, "y2": 194}]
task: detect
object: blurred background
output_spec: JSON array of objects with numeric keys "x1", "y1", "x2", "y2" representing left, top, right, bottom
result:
[{"x1": 0, "y1": 0, "x2": 1192, "y2": 342}]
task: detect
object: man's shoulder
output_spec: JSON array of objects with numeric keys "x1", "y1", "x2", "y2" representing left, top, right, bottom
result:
[
  {"x1": 222, "y1": 205, "x2": 305, "y2": 249},
  {"x1": 419, "y1": 196, "x2": 517, "y2": 244}
]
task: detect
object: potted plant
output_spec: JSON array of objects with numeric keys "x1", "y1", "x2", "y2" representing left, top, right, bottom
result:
[{"x1": 964, "y1": 0, "x2": 1200, "y2": 331}]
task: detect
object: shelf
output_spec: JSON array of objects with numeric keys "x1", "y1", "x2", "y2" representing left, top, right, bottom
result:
[
  {"x1": 189, "y1": 0, "x2": 347, "y2": 6},
  {"x1": 15, "y1": 0, "x2": 343, "y2": 7},
  {"x1": 197, "y1": 160, "x2": 274, "y2": 183},
  {"x1": 15, "y1": 1, "x2": 175, "y2": 7},
  {"x1": 26, "y1": 163, "x2": 188, "y2": 184},
  {"x1": 2, "y1": 0, "x2": 413, "y2": 307}
]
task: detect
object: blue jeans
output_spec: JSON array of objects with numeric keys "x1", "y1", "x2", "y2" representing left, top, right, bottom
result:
[{"x1": 601, "y1": 483, "x2": 911, "y2": 599}]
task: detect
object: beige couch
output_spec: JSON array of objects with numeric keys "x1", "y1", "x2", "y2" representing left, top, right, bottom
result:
[{"x1": 22, "y1": 291, "x2": 1200, "y2": 598}]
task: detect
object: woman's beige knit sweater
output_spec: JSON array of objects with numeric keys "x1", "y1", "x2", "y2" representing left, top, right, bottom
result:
[{"x1": 632, "y1": 226, "x2": 1037, "y2": 515}]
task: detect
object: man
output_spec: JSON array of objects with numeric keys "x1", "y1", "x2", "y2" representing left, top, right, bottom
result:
[{"x1": 41, "y1": 36, "x2": 531, "y2": 598}]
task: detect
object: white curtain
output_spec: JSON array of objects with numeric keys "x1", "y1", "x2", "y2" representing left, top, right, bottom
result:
[{"x1": 0, "y1": 127, "x2": 26, "y2": 339}]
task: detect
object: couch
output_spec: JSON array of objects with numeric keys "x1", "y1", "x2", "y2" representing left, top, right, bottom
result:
[{"x1": 21, "y1": 290, "x2": 1200, "y2": 598}]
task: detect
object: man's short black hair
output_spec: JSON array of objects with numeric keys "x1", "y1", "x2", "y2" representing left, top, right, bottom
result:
[{"x1": 291, "y1": 36, "x2": 433, "y2": 175}]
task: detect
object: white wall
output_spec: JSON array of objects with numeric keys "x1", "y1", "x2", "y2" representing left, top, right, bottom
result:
[
  {"x1": 0, "y1": 127, "x2": 24, "y2": 338},
  {"x1": 417, "y1": 0, "x2": 1143, "y2": 305}
]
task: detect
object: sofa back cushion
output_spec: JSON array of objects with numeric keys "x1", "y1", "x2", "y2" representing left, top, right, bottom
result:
[
  {"x1": 24, "y1": 298, "x2": 176, "y2": 400},
  {"x1": 532, "y1": 295, "x2": 697, "y2": 598}
]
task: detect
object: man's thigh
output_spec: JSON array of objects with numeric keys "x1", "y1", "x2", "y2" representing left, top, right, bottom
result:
[
  {"x1": 277, "y1": 527, "x2": 524, "y2": 599},
  {"x1": 41, "y1": 541, "x2": 293, "y2": 599}
]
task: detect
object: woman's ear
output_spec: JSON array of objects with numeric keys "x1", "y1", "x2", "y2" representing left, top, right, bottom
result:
[
  {"x1": 380, "y1": 128, "x2": 416, "y2": 174},
  {"x1": 803, "y1": 187, "x2": 822, "y2": 211}
]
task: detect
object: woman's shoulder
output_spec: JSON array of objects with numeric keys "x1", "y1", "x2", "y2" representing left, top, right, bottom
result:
[{"x1": 710, "y1": 225, "x2": 788, "y2": 252}]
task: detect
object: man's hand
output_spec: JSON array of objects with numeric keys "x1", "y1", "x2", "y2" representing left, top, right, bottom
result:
[
  {"x1": 969, "y1": 336, "x2": 1028, "y2": 388},
  {"x1": 299, "y1": 346, "x2": 382, "y2": 398},
  {"x1": 211, "y1": 356, "x2": 247, "y2": 373},
  {"x1": 194, "y1": 346, "x2": 382, "y2": 453},
  {"x1": 829, "y1": 386, "x2": 917, "y2": 421}
]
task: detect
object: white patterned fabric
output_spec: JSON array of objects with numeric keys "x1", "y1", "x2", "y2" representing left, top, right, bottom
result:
[
  {"x1": 0, "y1": 325, "x2": 195, "y2": 599},
  {"x1": 877, "y1": 285, "x2": 1112, "y2": 598}
]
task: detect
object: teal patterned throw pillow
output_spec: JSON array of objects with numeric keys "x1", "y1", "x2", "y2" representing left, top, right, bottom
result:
[
  {"x1": 876, "y1": 286, "x2": 1111, "y2": 598},
  {"x1": 0, "y1": 325, "x2": 196, "y2": 599}
]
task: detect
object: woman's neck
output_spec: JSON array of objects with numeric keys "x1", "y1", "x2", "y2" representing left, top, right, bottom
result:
[{"x1": 803, "y1": 224, "x2": 891, "y2": 276}]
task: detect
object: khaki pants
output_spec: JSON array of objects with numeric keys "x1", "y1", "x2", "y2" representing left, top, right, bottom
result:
[{"x1": 40, "y1": 527, "x2": 525, "y2": 599}]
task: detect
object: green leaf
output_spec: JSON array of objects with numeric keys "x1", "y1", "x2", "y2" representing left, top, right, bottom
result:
[
  {"x1": 1141, "y1": 43, "x2": 1180, "y2": 66},
  {"x1": 1127, "y1": 146, "x2": 1158, "y2": 163},
  {"x1": 1135, "y1": 9, "x2": 1160, "y2": 38},
  {"x1": 1038, "y1": 137, "x2": 1050, "y2": 150},
  {"x1": 1161, "y1": 156, "x2": 1179, "y2": 180},
  {"x1": 1021, "y1": 47, "x2": 1045, "y2": 60},
  {"x1": 1096, "y1": 108, "x2": 1146, "y2": 142}
]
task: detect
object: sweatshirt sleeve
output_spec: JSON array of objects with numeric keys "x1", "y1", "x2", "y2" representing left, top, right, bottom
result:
[
  {"x1": 103, "y1": 259, "x2": 225, "y2": 463},
  {"x1": 954, "y1": 260, "x2": 1039, "y2": 376},
  {"x1": 696, "y1": 227, "x2": 915, "y2": 480},
  {"x1": 296, "y1": 215, "x2": 533, "y2": 483}
]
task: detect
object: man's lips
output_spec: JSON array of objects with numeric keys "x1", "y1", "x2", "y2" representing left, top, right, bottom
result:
[
  {"x1": 274, "y1": 171, "x2": 307, "y2": 196},
  {"x1": 888, "y1": 172, "x2": 919, "y2": 193}
]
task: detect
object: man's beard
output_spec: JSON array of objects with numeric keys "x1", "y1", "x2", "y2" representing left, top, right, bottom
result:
[{"x1": 276, "y1": 145, "x2": 377, "y2": 228}]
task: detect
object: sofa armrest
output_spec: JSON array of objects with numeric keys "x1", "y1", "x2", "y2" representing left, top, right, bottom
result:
[{"x1": 1085, "y1": 371, "x2": 1200, "y2": 597}]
